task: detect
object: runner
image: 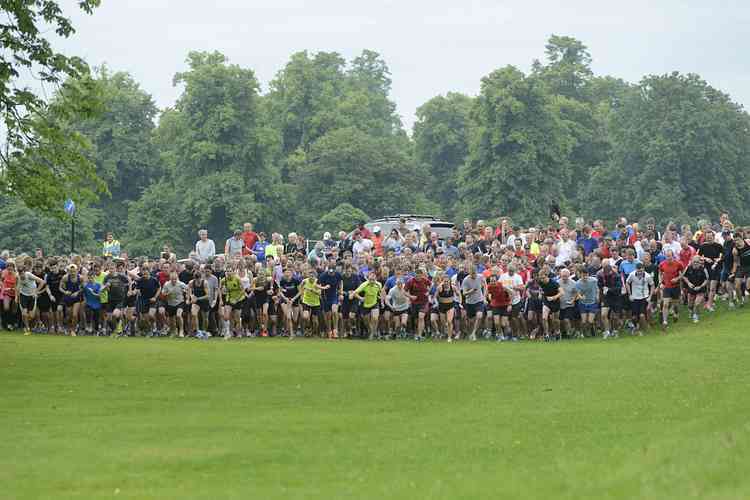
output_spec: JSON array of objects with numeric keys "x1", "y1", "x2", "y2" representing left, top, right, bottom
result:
[
  {"x1": 318, "y1": 263, "x2": 343, "y2": 339},
  {"x1": 188, "y1": 269, "x2": 210, "y2": 338},
  {"x1": 60, "y1": 264, "x2": 83, "y2": 336},
  {"x1": 162, "y1": 271, "x2": 189, "y2": 337},
  {"x1": 405, "y1": 268, "x2": 432, "y2": 341},
  {"x1": 299, "y1": 269, "x2": 324, "y2": 337},
  {"x1": 354, "y1": 271, "x2": 383, "y2": 340},
  {"x1": 698, "y1": 230, "x2": 723, "y2": 311},
  {"x1": 539, "y1": 271, "x2": 562, "y2": 341},
  {"x1": 102, "y1": 260, "x2": 130, "y2": 336},
  {"x1": 16, "y1": 258, "x2": 46, "y2": 335},
  {"x1": 461, "y1": 265, "x2": 486, "y2": 341},
  {"x1": 626, "y1": 263, "x2": 655, "y2": 334},
  {"x1": 575, "y1": 266, "x2": 599, "y2": 338},
  {"x1": 683, "y1": 256, "x2": 709, "y2": 323},
  {"x1": 486, "y1": 273, "x2": 513, "y2": 341},
  {"x1": 278, "y1": 267, "x2": 301, "y2": 339},
  {"x1": 659, "y1": 249, "x2": 684, "y2": 330}
]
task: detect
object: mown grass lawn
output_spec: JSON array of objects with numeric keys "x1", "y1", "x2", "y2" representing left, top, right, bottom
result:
[{"x1": 1, "y1": 307, "x2": 749, "y2": 499}]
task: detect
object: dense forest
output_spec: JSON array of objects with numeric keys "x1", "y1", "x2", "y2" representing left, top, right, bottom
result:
[{"x1": 2, "y1": 35, "x2": 749, "y2": 256}]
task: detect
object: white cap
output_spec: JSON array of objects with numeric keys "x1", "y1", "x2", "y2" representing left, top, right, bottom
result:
[
  {"x1": 323, "y1": 232, "x2": 331, "y2": 239},
  {"x1": 373, "y1": 226, "x2": 381, "y2": 233}
]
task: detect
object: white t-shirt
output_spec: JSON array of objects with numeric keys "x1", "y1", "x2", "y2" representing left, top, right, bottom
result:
[
  {"x1": 499, "y1": 272, "x2": 524, "y2": 305},
  {"x1": 195, "y1": 239, "x2": 216, "y2": 262},
  {"x1": 626, "y1": 271, "x2": 654, "y2": 300},
  {"x1": 556, "y1": 239, "x2": 577, "y2": 266},
  {"x1": 353, "y1": 238, "x2": 373, "y2": 256}
]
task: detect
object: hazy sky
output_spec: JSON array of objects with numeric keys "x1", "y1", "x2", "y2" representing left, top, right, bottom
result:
[{"x1": 54, "y1": 0, "x2": 750, "y2": 130}]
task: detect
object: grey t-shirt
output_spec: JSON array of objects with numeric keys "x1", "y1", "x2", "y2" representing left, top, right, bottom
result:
[
  {"x1": 461, "y1": 275, "x2": 485, "y2": 305},
  {"x1": 18, "y1": 272, "x2": 37, "y2": 296},
  {"x1": 559, "y1": 279, "x2": 578, "y2": 309},
  {"x1": 387, "y1": 286, "x2": 410, "y2": 312},
  {"x1": 205, "y1": 275, "x2": 220, "y2": 304},
  {"x1": 161, "y1": 281, "x2": 188, "y2": 306},
  {"x1": 226, "y1": 237, "x2": 244, "y2": 257},
  {"x1": 575, "y1": 277, "x2": 599, "y2": 305}
]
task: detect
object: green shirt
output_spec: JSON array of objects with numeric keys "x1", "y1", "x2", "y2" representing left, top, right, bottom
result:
[
  {"x1": 222, "y1": 276, "x2": 245, "y2": 305},
  {"x1": 94, "y1": 272, "x2": 108, "y2": 304},
  {"x1": 355, "y1": 280, "x2": 382, "y2": 309},
  {"x1": 301, "y1": 278, "x2": 321, "y2": 307}
]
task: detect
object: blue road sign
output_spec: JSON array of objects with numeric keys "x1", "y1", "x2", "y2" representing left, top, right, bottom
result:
[{"x1": 64, "y1": 199, "x2": 76, "y2": 217}]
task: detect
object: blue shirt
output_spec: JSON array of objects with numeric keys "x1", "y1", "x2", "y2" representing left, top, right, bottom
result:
[
  {"x1": 0, "y1": 258, "x2": 6, "y2": 270},
  {"x1": 577, "y1": 236, "x2": 599, "y2": 256},
  {"x1": 84, "y1": 283, "x2": 102, "y2": 310},
  {"x1": 253, "y1": 241, "x2": 268, "y2": 262},
  {"x1": 318, "y1": 271, "x2": 342, "y2": 300},
  {"x1": 619, "y1": 259, "x2": 640, "y2": 279}
]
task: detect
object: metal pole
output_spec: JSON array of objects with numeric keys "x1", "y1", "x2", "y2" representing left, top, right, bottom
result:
[{"x1": 71, "y1": 217, "x2": 75, "y2": 255}]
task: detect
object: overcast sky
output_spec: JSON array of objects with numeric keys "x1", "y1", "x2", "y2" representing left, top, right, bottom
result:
[{"x1": 54, "y1": 0, "x2": 750, "y2": 131}]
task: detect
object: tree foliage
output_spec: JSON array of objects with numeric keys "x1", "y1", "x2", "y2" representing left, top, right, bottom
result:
[{"x1": 0, "y1": 0, "x2": 106, "y2": 215}]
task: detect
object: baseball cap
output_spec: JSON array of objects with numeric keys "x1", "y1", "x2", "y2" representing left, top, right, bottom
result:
[
  {"x1": 373, "y1": 226, "x2": 381, "y2": 233},
  {"x1": 323, "y1": 231, "x2": 331, "y2": 239}
]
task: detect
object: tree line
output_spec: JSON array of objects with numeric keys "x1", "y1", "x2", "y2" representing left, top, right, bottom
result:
[{"x1": 2, "y1": 32, "x2": 749, "y2": 256}]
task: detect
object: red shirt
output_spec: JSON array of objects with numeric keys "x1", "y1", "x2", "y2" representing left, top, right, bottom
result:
[
  {"x1": 157, "y1": 271, "x2": 170, "y2": 286},
  {"x1": 659, "y1": 260, "x2": 684, "y2": 289},
  {"x1": 242, "y1": 231, "x2": 258, "y2": 256},
  {"x1": 678, "y1": 246, "x2": 695, "y2": 268},
  {"x1": 487, "y1": 282, "x2": 511, "y2": 308},
  {"x1": 405, "y1": 276, "x2": 431, "y2": 305}
]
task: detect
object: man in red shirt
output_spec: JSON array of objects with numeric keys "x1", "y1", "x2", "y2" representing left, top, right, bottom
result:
[
  {"x1": 405, "y1": 268, "x2": 431, "y2": 341},
  {"x1": 659, "y1": 249, "x2": 684, "y2": 330},
  {"x1": 241, "y1": 222, "x2": 258, "y2": 256},
  {"x1": 487, "y1": 274, "x2": 513, "y2": 339}
]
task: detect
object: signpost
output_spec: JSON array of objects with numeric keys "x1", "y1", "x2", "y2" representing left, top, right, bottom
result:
[{"x1": 64, "y1": 199, "x2": 76, "y2": 254}]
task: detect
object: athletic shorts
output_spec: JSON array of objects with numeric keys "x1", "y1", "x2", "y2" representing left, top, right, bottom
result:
[
  {"x1": 106, "y1": 300, "x2": 126, "y2": 313},
  {"x1": 578, "y1": 302, "x2": 599, "y2": 315},
  {"x1": 559, "y1": 306, "x2": 577, "y2": 321},
  {"x1": 361, "y1": 303, "x2": 378, "y2": 316},
  {"x1": 543, "y1": 299, "x2": 560, "y2": 314},
  {"x1": 410, "y1": 303, "x2": 430, "y2": 316},
  {"x1": 341, "y1": 299, "x2": 358, "y2": 317},
  {"x1": 126, "y1": 295, "x2": 137, "y2": 308},
  {"x1": 302, "y1": 303, "x2": 322, "y2": 317},
  {"x1": 36, "y1": 294, "x2": 52, "y2": 313},
  {"x1": 391, "y1": 308, "x2": 408, "y2": 316},
  {"x1": 194, "y1": 299, "x2": 210, "y2": 312},
  {"x1": 227, "y1": 299, "x2": 244, "y2": 311},
  {"x1": 464, "y1": 302, "x2": 485, "y2": 318},
  {"x1": 686, "y1": 287, "x2": 705, "y2": 296},
  {"x1": 20, "y1": 294, "x2": 35, "y2": 311},
  {"x1": 662, "y1": 287, "x2": 680, "y2": 300},
  {"x1": 254, "y1": 292, "x2": 268, "y2": 309},
  {"x1": 322, "y1": 296, "x2": 339, "y2": 312},
  {"x1": 491, "y1": 305, "x2": 511, "y2": 317},
  {"x1": 707, "y1": 265, "x2": 722, "y2": 282},
  {"x1": 510, "y1": 302, "x2": 522, "y2": 318},
  {"x1": 525, "y1": 298, "x2": 543, "y2": 314},
  {"x1": 630, "y1": 298, "x2": 648, "y2": 316},
  {"x1": 438, "y1": 302, "x2": 453, "y2": 314},
  {"x1": 139, "y1": 298, "x2": 156, "y2": 311},
  {"x1": 63, "y1": 295, "x2": 81, "y2": 307},
  {"x1": 165, "y1": 303, "x2": 185, "y2": 317},
  {"x1": 603, "y1": 294, "x2": 623, "y2": 313}
]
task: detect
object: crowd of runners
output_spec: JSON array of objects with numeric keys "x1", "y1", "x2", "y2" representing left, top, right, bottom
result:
[{"x1": 2, "y1": 213, "x2": 749, "y2": 341}]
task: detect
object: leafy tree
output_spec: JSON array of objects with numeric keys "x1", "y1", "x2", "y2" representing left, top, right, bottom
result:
[
  {"x1": 73, "y1": 67, "x2": 162, "y2": 229},
  {"x1": 585, "y1": 72, "x2": 750, "y2": 223},
  {"x1": 1, "y1": 0, "x2": 106, "y2": 214},
  {"x1": 314, "y1": 203, "x2": 369, "y2": 236},
  {"x1": 457, "y1": 66, "x2": 574, "y2": 224},
  {"x1": 532, "y1": 35, "x2": 593, "y2": 102},
  {"x1": 128, "y1": 51, "x2": 281, "y2": 254},
  {"x1": 413, "y1": 92, "x2": 473, "y2": 217},
  {"x1": 296, "y1": 127, "x2": 426, "y2": 227},
  {"x1": 0, "y1": 196, "x2": 99, "y2": 255}
]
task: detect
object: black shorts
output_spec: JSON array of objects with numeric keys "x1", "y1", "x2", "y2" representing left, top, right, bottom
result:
[
  {"x1": 391, "y1": 308, "x2": 408, "y2": 316},
  {"x1": 410, "y1": 303, "x2": 429, "y2": 317},
  {"x1": 686, "y1": 286, "x2": 705, "y2": 296},
  {"x1": 603, "y1": 294, "x2": 623, "y2": 313},
  {"x1": 139, "y1": 298, "x2": 156, "y2": 311},
  {"x1": 491, "y1": 305, "x2": 511, "y2": 317},
  {"x1": 631, "y1": 298, "x2": 648, "y2": 316},
  {"x1": 662, "y1": 287, "x2": 680, "y2": 300},
  {"x1": 194, "y1": 299, "x2": 210, "y2": 312},
  {"x1": 165, "y1": 303, "x2": 185, "y2": 317},
  {"x1": 707, "y1": 265, "x2": 722, "y2": 282},
  {"x1": 525, "y1": 298, "x2": 543, "y2": 314},
  {"x1": 362, "y1": 303, "x2": 378, "y2": 316},
  {"x1": 510, "y1": 302, "x2": 522, "y2": 318},
  {"x1": 126, "y1": 295, "x2": 137, "y2": 308},
  {"x1": 20, "y1": 294, "x2": 35, "y2": 311},
  {"x1": 341, "y1": 299, "x2": 357, "y2": 317},
  {"x1": 36, "y1": 294, "x2": 52, "y2": 313},
  {"x1": 227, "y1": 299, "x2": 244, "y2": 311},
  {"x1": 438, "y1": 302, "x2": 453, "y2": 314},
  {"x1": 543, "y1": 299, "x2": 560, "y2": 314},
  {"x1": 559, "y1": 306, "x2": 577, "y2": 321},
  {"x1": 302, "y1": 303, "x2": 322, "y2": 317},
  {"x1": 464, "y1": 302, "x2": 484, "y2": 318},
  {"x1": 106, "y1": 300, "x2": 126, "y2": 313},
  {"x1": 254, "y1": 292, "x2": 268, "y2": 309}
]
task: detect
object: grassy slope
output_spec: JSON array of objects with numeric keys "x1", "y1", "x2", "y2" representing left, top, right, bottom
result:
[{"x1": 1, "y1": 308, "x2": 749, "y2": 500}]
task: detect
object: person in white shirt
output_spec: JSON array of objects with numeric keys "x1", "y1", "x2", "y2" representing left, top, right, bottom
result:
[
  {"x1": 626, "y1": 263, "x2": 655, "y2": 333},
  {"x1": 499, "y1": 264, "x2": 525, "y2": 335},
  {"x1": 555, "y1": 229, "x2": 577, "y2": 267},
  {"x1": 352, "y1": 231, "x2": 373, "y2": 258},
  {"x1": 195, "y1": 229, "x2": 216, "y2": 263}
]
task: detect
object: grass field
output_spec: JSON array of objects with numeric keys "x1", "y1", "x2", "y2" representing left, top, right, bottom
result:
[{"x1": 2, "y1": 307, "x2": 750, "y2": 500}]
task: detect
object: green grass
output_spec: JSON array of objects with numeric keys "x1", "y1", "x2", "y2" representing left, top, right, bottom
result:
[{"x1": 2, "y1": 307, "x2": 749, "y2": 500}]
